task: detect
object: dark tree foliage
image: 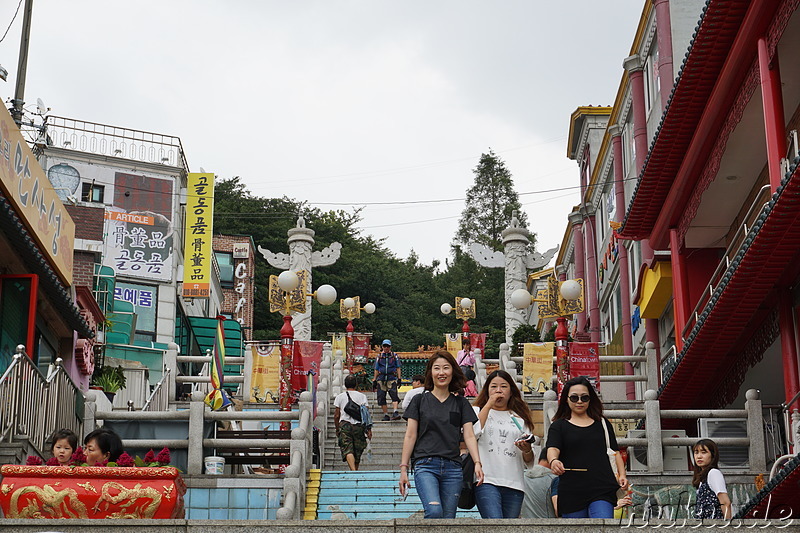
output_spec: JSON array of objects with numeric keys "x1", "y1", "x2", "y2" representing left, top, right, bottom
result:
[{"x1": 511, "y1": 324, "x2": 542, "y2": 357}]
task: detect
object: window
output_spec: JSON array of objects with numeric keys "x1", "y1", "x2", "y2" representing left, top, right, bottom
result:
[
  {"x1": 114, "y1": 281, "x2": 158, "y2": 338},
  {"x1": 81, "y1": 182, "x2": 105, "y2": 203},
  {"x1": 215, "y1": 252, "x2": 234, "y2": 289}
]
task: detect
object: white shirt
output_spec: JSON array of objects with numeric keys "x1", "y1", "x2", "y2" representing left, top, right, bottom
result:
[
  {"x1": 707, "y1": 468, "x2": 728, "y2": 495},
  {"x1": 402, "y1": 386, "x2": 424, "y2": 410},
  {"x1": 333, "y1": 389, "x2": 368, "y2": 425},
  {"x1": 472, "y1": 406, "x2": 531, "y2": 491}
]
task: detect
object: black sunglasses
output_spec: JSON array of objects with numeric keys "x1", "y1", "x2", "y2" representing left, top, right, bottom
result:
[{"x1": 568, "y1": 394, "x2": 591, "y2": 403}]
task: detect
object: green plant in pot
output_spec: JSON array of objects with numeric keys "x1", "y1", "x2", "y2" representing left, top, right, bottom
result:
[{"x1": 92, "y1": 365, "x2": 127, "y2": 403}]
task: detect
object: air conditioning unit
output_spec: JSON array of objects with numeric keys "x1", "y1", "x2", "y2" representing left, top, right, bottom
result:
[
  {"x1": 698, "y1": 418, "x2": 749, "y2": 469},
  {"x1": 627, "y1": 430, "x2": 689, "y2": 471}
]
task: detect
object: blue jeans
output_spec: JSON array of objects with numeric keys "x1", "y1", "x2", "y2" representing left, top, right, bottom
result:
[
  {"x1": 413, "y1": 456, "x2": 463, "y2": 518},
  {"x1": 562, "y1": 499, "x2": 614, "y2": 518},
  {"x1": 474, "y1": 482, "x2": 524, "y2": 518}
]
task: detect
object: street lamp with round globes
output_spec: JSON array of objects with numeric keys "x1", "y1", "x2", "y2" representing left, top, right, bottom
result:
[
  {"x1": 441, "y1": 296, "x2": 476, "y2": 334},
  {"x1": 269, "y1": 269, "x2": 338, "y2": 419},
  {"x1": 559, "y1": 279, "x2": 582, "y2": 301},
  {"x1": 339, "y1": 296, "x2": 377, "y2": 370}
]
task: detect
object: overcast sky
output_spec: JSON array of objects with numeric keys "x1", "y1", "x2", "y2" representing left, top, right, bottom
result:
[{"x1": 0, "y1": 0, "x2": 646, "y2": 266}]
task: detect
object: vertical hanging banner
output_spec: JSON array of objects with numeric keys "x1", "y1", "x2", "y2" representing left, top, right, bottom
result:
[
  {"x1": 330, "y1": 333, "x2": 347, "y2": 360},
  {"x1": 470, "y1": 333, "x2": 487, "y2": 355},
  {"x1": 291, "y1": 341, "x2": 324, "y2": 393},
  {"x1": 248, "y1": 342, "x2": 280, "y2": 403},
  {"x1": 568, "y1": 342, "x2": 601, "y2": 391},
  {"x1": 522, "y1": 342, "x2": 554, "y2": 393},
  {"x1": 182, "y1": 172, "x2": 214, "y2": 298},
  {"x1": 352, "y1": 334, "x2": 372, "y2": 362},
  {"x1": 204, "y1": 316, "x2": 231, "y2": 410},
  {"x1": 445, "y1": 333, "x2": 461, "y2": 357},
  {"x1": 555, "y1": 344, "x2": 570, "y2": 396}
]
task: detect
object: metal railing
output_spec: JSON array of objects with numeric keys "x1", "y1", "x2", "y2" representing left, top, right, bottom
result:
[
  {"x1": 681, "y1": 184, "x2": 772, "y2": 341},
  {"x1": 44, "y1": 115, "x2": 189, "y2": 171},
  {"x1": 0, "y1": 346, "x2": 82, "y2": 454},
  {"x1": 142, "y1": 366, "x2": 172, "y2": 412}
]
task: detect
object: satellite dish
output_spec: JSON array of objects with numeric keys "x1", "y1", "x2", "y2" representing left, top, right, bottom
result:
[{"x1": 36, "y1": 98, "x2": 49, "y2": 116}]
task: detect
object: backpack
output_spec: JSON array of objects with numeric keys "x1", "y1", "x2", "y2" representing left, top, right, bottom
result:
[
  {"x1": 343, "y1": 391, "x2": 362, "y2": 422},
  {"x1": 360, "y1": 403, "x2": 373, "y2": 430}
]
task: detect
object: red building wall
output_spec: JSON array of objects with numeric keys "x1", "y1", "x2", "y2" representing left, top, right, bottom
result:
[{"x1": 213, "y1": 235, "x2": 256, "y2": 340}]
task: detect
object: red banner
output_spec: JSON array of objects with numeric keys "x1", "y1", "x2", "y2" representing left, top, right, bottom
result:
[
  {"x1": 556, "y1": 344, "x2": 570, "y2": 396},
  {"x1": 568, "y1": 342, "x2": 601, "y2": 392},
  {"x1": 292, "y1": 341, "x2": 324, "y2": 392},
  {"x1": 469, "y1": 333, "x2": 487, "y2": 354},
  {"x1": 353, "y1": 334, "x2": 372, "y2": 361}
]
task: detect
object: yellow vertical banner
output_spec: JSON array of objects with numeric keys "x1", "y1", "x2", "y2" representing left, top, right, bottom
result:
[
  {"x1": 248, "y1": 343, "x2": 281, "y2": 402},
  {"x1": 330, "y1": 333, "x2": 347, "y2": 359},
  {"x1": 182, "y1": 172, "x2": 214, "y2": 298},
  {"x1": 445, "y1": 333, "x2": 461, "y2": 357},
  {"x1": 522, "y1": 342, "x2": 554, "y2": 393}
]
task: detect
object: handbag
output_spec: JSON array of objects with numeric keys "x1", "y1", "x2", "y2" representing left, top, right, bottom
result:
[
  {"x1": 457, "y1": 453, "x2": 476, "y2": 509},
  {"x1": 601, "y1": 417, "x2": 627, "y2": 500},
  {"x1": 343, "y1": 391, "x2": 362, "y2": 422}
]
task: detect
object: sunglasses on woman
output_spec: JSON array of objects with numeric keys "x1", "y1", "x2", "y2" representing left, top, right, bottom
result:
[{"x1": 568, "y1": 394, "x2": 591, "y2": 403}]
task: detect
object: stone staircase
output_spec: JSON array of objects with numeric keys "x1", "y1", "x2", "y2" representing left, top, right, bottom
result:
[
  {"x1": 324, "y1": 390, "x2": 407, "y2": 471},
  {"x1": 312, "y1": 470, "x2": 480, "y2": 520}
]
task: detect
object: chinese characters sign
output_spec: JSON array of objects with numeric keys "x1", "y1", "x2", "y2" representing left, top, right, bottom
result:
[
  {"x1": 0, "y1": 105, "x2": 75, "y2": 284},
  {"x1": 182, "y1": 173, "x2": 215, "y2": 298},
  {"x1": 104, "y1": 209, "x2": 173, "y2": 281}
]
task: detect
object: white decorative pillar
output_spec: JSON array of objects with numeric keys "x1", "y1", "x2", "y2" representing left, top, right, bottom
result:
[
  {"x1": 258, "y1": 217, "x2": 341, "y2": 340},
  {"x1": 469, "y1": 212, "x2": 558, "y2": 344}
]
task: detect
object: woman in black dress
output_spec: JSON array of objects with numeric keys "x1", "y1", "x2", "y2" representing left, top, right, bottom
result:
[{"x1": 545, "y1": 376, "x2": 627, "y2": 518}]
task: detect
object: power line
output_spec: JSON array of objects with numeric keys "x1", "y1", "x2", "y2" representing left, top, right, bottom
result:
[{"x1": 0, "y1": 0, "x2": 23, "y2": 44}]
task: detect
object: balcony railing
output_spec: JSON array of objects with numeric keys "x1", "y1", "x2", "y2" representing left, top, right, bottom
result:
[
  {"x1": 681, "y1": 184, "x2": 773, "y2": 341},
  {"x1": 44, "y1": 115, "x2": 188, "y2": 171}
]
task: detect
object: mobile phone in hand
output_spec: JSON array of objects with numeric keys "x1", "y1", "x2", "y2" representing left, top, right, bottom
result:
[{"x1": 515, "y1": 433, "x2": 535, "y2": 443}]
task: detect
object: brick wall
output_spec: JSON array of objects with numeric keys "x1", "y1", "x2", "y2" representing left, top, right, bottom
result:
[
  {"x1": 66, "y1": 205, "x2": 105, "y2": 240},
  {"x1": 73, "y1": 251, "x2": 98, "y2": 288},
  {"x1": 213, "y1": 235, "x2": 256, "y2": 340}
]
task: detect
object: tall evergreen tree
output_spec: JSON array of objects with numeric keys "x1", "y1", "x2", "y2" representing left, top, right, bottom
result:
[{"x1": 454, "y1": 150, "x2": 528, "y2": 251}]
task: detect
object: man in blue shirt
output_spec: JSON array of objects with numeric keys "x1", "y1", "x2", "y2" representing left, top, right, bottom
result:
[{"x1": 373, "y1": 339, "x2": 402, "y2": 420}]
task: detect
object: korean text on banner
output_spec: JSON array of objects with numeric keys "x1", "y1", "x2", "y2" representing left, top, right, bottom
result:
[
  {"x1": 522, "y1": 342, "x2": 554, "y2": 393},
  {"x1": 248, "y1": 343, "x2": 280, "y2": 403},
  {"x1": 568, "y1": 342, "x2": 601, "y2": 391},
  {"x1": 0, "y1": 104, "x2": 75, "y2": 284},
  {"x1": 292, "y1": 341, "x2": 324, "y2": 392},
  {"x1": 182, "y1": 172, "x2": 214, "y2": 298}
]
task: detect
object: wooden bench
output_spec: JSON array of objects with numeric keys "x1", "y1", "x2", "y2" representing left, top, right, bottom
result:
[{"x1": 214, "y1": 429, "x2": 292, "y2": 467}]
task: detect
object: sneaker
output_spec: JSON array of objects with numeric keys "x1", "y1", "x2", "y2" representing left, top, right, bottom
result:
[
  {"x1": 382, "y1": 414, "x2": 390, "y2": 421},
  {"x1": 391, "y1": 411, "x2": 402, "y2": 420}
]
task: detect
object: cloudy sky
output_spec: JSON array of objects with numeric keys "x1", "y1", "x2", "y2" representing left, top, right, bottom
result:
[{"x1": 0, "y1": 0, "x2": 646, "y2": 266}]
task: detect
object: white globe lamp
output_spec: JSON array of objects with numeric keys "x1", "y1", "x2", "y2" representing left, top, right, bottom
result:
[
  {"x1": 510, "y1": 288, "x2": 534, "y2": 309},
  {"x1": 277, "y1": 270, "x2": 300, "y2": 292},
  {"x1": 363, "y1": 302, "x2": 376, "y2": 314},
  {"x1": 315, "y1": 284, "x2": 337, "y2": 306},
  {"x1": 460, "y1": 297, "x2": 473, "y2": 310},
  {"x1": 440, "y1": 303, "x2": 453, "y2": 315},
  {"x1": 560, "y1": 280, "x2": 582, "y2": 301},
  {"x1": 343, "y1": 297, "x2": 356, "y2": 309}
]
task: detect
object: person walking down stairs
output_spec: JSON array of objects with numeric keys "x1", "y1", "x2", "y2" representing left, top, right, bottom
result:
[
  {"x1": 373, "y1": 339, "x2": 402, "y2": 421},
  {"x1": 334, "y1": 375, "x2": 372, "y2": 471}
]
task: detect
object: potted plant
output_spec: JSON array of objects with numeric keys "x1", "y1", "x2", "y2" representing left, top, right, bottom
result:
[{"x1": 92, "y1": 365, "x2": 127, "y2": 403}]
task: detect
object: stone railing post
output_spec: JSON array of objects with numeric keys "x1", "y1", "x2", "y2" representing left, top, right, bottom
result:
[
  {"x1": 473, "y1": 348, "x2": 485, "y2": 390},
  {"x1": 644, "y1": 389, "x2": 663, "y2": 473},
  {"x1": 542, "y1": 390, "x2": 558, "y2": 442},
  {"x1": 83, "y1": 391, "x2": 98, "y2": 437},
  {"x1": 331, "y1": 350, "x2": 344, "y2": 397},
  {"x1": 164, "y1": 344, "x2": 179, "y2": 403},
  {"x1": 187, "y1": 398, "x2": 205, "y2": 475},
  {"x1": 241, "y1": 343, "x2": 253, "y2": 403},
  {"x1": 645, "y1": 341, "x2": 659, "y2": 393},
  {"x1": 745, "y1": 389, "x2": 766, "y2": 472}
]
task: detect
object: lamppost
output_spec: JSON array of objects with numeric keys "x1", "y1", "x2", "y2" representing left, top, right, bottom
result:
[
  {"x1": 511, "y1": 276, "x2": 584, "y2": 389},
  {"x1": 441, "y1": 297, "x2": 476, "y2": 335},
  {"x1": 340, "y1": 296, "x2": 376, "y2": 371},
  {"x1": 269, "y1": 270, "x2": 337, "y2": 421}
]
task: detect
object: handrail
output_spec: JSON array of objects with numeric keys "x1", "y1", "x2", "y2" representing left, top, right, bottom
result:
[
  {"x1": 682, "y1": 184, "x2": 772, "y2": 341},
  {"x1": 142, "y1": 366, "x2": 172, "y2": 411},
  {"x1": 0, "y1": 346, "x2": 82, "y2": 454}
]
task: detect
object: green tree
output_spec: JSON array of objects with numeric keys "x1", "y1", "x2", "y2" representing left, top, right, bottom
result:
[{"x1": 454, "y1": 150, "x2": 528, "y2": 252}]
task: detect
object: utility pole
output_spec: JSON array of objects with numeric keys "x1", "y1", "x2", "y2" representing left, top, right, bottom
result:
[{"x1": 11, "y1": 0, "x2": 34, "y2": 126}]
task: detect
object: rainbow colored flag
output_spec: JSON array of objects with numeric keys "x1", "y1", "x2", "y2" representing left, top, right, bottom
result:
[{"x1": 205, "y1": 316, "x2": 231, "y2": 410}]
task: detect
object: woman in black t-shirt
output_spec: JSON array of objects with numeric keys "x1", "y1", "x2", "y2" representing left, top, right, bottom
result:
[
  {"x1": 399, "y1": 350, "x2": 483, "y2": 518},
  {"x1": 545, "y1": 376, "x2": 627, "y2": 518}
]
